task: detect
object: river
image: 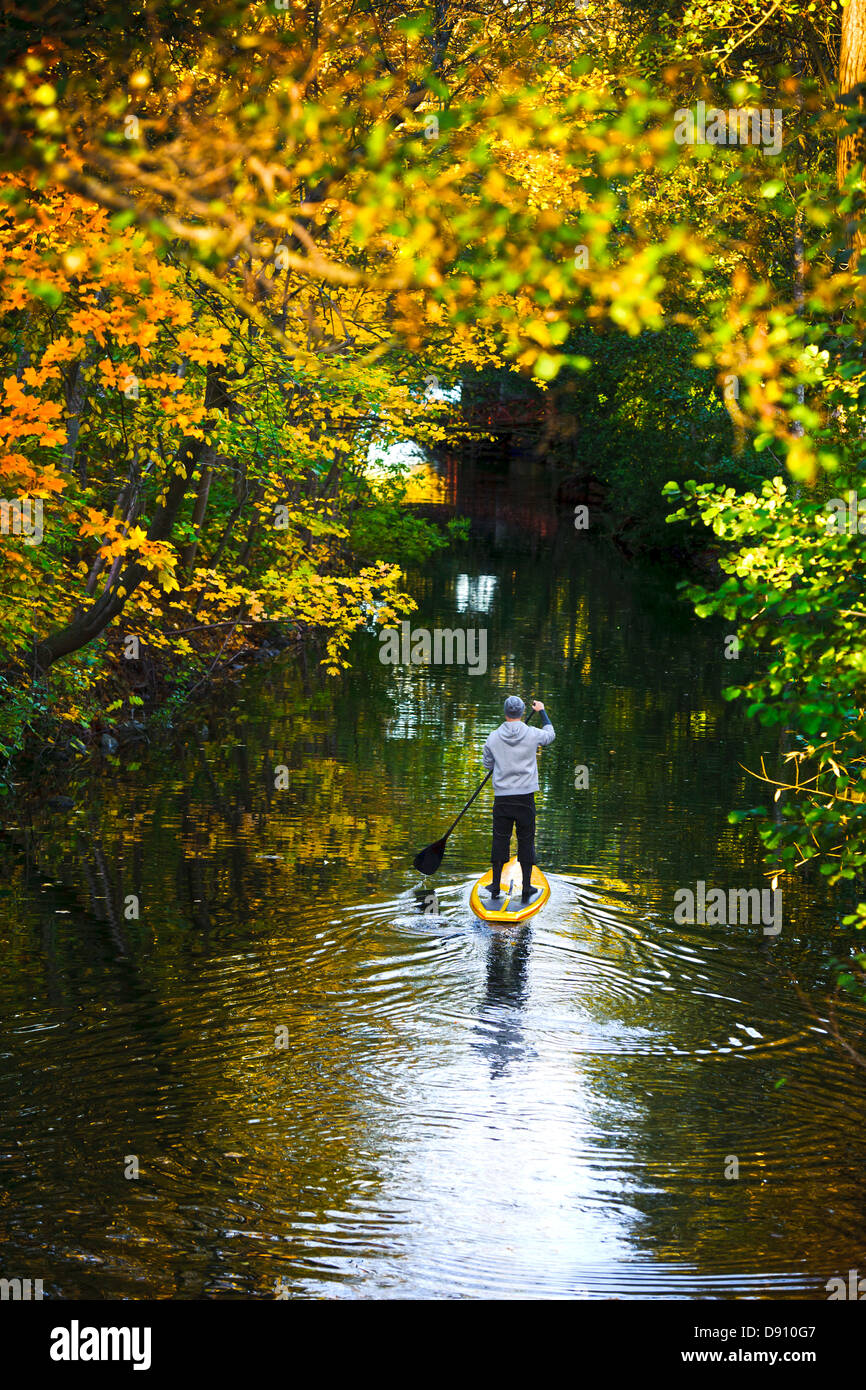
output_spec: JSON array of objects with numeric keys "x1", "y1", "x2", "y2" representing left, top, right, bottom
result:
[{"x1": 1, "y1": 453, "x2": 864, "y2": 1299}]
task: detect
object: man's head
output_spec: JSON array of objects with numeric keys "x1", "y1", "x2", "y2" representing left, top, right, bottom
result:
[{"x1": 504, "y1": 695, "x2": 525, "y2": 721}]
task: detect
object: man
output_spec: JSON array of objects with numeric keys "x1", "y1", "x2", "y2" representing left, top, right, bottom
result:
[{"x1": 482, "y1": 696, "x2": 555, "y2": 903}]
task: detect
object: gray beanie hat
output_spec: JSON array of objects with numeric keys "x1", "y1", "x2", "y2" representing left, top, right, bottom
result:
[{"x1": 504, "y1": 695, "x2": 525, "y2": 717}]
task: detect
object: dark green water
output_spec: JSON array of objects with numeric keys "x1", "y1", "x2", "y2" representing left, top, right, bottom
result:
[{"x1": 1, "y1": 469, "x2": 864, "y2": 1299}]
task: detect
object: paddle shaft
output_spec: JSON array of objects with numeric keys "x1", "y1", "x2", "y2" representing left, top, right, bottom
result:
[{"x1": 437, "y1": 768, "x2": 492, "y2": 843}]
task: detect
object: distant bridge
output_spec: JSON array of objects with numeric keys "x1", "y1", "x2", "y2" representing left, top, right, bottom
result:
[{"x1": 453, "y1": 399, "x2": 547, "y2": 434}]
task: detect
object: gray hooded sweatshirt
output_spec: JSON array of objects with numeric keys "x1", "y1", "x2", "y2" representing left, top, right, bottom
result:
[{"x1": 482, "y1": 714, "x2": 555, "y2": 795}]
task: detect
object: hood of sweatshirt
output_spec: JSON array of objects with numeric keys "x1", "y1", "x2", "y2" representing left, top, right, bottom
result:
[{"x1": 498, "y1": 721, "x2": 528, "y2": 741}]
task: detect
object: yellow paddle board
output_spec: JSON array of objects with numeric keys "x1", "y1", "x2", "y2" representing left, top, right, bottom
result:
[{"x1": 469, "y1": 856, "x2": 550, "y2": 924}]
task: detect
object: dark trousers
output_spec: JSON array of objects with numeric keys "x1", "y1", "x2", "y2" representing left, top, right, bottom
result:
[{"x1": 491, "y1": 793, "x2": 536, "y2": 891}]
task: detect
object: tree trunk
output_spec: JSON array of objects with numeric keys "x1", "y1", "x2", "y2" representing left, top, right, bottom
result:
[
  {"x1": 791, "y1": 168, "x2": 805, "y2": 444},
  {"x1": 238, "y1": 513, "x2": 260, "y2": 570},
  {"x1": 34, "y1": 364, "x2": 230, "y2": 670},
  {"x1": 62, "y1": 359, "x2": 89, "y2": 484},
  {"x1": 205, "y1": 470, "x2": 252, "y2": 574},
  {"x1": 838, "y1": 0, "x2": 866, "y2": 261},
  {"x1": 180, "y1": 363, "x2": 234, "y2": 574},
  {"x1": 85, "y1": 451, "x2": 142, "y2": 596},
  {"x1": 181, "y1": 462, "x2": 214, "y2": 575},
  {"x1": 33, "y1": 434, "x2": 205, "y2": 672}
]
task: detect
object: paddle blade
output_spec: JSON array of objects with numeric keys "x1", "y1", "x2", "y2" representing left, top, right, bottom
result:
[{"x1": 413, "y1": 837, "x2": 447, "y2": 875}]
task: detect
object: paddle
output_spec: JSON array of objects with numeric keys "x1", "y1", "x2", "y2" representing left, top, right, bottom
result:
[{"x1": 412, "y1": 704, "x2": 537, "y2": 875}]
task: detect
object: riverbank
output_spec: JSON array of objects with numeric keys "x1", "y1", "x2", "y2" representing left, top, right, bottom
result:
[{"x1": 0, "y1": 616, "x2": 307, "y2": 815}]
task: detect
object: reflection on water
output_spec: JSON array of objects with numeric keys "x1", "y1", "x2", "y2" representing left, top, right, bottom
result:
[
  {"x1": 472, "y1": 927, "x2": 532, "y2": 1080},
  {"x1": 0, "y1": 459, "x2": 865, "y2": 1299},
  {"x1": 455, "y1": 573, "x2": 498, "y2": 613}
]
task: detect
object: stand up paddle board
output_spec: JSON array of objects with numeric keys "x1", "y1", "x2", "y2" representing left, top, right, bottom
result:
[{"x1": 469, "y1": 856, "x2": 550, "y2": 924}]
